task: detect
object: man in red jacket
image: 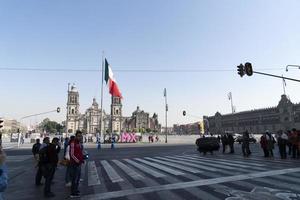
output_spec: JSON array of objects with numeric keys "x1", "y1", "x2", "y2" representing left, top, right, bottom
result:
[{"x1": 69, "y1": 130, "x2": 84, "y2": 198}]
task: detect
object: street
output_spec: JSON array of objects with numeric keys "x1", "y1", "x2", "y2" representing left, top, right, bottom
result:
[{"x1": 4, "y1": 143, "x2": 300, "y2": 200}]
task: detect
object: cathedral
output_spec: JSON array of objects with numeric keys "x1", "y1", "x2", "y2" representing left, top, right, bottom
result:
[{"x1": 65, "y1": 84, "x2": 161, "y2": 135}]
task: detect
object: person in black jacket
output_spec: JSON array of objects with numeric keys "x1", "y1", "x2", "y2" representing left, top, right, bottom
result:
[
  {"x1": 32, "y1": 139, "x2": 42, "y2": 185},
  {"x1": 227, "y1": 134, "x2": 235, "y2": 154}
]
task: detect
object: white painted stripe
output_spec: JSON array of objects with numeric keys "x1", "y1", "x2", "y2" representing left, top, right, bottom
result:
[
  {"x1": 124, "y1": 159, "x2": 165, "y2": 178},
  {"x1": 144, "y1": 157, "x2": 203, "y2": 174},
  {"x1": 6, "y1": 155, "x2": 32, "y2": 162},
  {"x1": 88, "y1": 161, "x2": 101, "y2": 186},
  {"x1": 80, "y1": 167, "x2": 300, "y2": 200},
  {"x1": 166, "y1": 156, "x2": 237, "y2": 170},
  {"x1": 155, "y1": 157, "x2": 218, "y2": 172},
  {"x1": 134, "y1": 158, "x2": 185, "y2": 176},
  {"x1": 179, "y1": 156, "x2": 266, "y2": 170},
  {"x1": 101, "y1": 160, "x2": 124, "y2": 183},
  {"x1": 112, "y1": 160, "x2": 144, "y2": 180},
  {"x1": 188, "y1": 155, "x2": 266, "y2": 167}
]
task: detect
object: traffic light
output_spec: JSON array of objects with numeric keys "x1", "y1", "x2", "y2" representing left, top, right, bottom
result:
[
  {"x1": 0, "y1": 119, "x2": 3, "y2": 129},
  {"x1": 183, "y1": 110, "x2": 186, "y2": 116},
  {"x1": 237, "y1": 64, "x2": 245, "y2": 77},
  {"x1": 57, "y1": 107, "x2": 60, "y2": 113},
  {"x1": 245, "y1": 62, "x2": 253, "y2": 76}
]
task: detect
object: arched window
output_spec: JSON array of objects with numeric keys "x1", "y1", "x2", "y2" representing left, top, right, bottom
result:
[
  {"x1": 116, "y1": 109, "x2": 119, "y2": 115},
  {"x1": 72, "y1": 109, "x2": 74, "y2": 114}
]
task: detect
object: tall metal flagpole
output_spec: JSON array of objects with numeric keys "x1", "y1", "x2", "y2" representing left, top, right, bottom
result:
[
  {"x1": 282, "y1": 75, "x2": 286, "y2": 95},
  {"x1": 164, "y1": 88, "x2": 168, "y2": 143},
  {"x1": 99, "y1": 51, "x2": 105, "y2": 145},
  {"x1": 228, "y1": 92, "x2": 234, "y2": 114}
]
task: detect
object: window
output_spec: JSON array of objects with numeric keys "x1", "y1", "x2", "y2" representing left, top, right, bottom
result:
[{"x1": 72, "y1": 109, "x2": 74, "y2": 114}]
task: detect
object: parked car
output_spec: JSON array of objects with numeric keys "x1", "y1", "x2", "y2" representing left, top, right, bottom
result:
[{"x1": 235, "y1": 136, "x2": 257, "y2": 144}]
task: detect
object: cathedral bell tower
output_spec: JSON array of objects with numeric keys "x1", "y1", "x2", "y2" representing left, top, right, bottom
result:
[
  {"x1": 111, "y1": 96, "x2": 122, "y2": 133},
  {"x1": 66, "y1": 84, "x2": 80, "y2": 134}
]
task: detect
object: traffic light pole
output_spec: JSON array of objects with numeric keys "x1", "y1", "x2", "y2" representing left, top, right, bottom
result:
[
  {"x1": 18, "y1": 107, "x2": 61, "y2": 148},
  {"x1": 253, "y1": 71, "x2": 300, "y2": 83}
]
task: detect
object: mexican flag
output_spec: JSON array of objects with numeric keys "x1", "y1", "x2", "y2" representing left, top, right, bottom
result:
[{"x1": 104, "y1": 59, "x2": 122, "y2": 98}]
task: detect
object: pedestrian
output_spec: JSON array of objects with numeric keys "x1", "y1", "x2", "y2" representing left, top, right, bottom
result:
[
  {"x1": 36, "y1": 137, "x2": 50, "y2": 186},
  {"x1": 287, "y1": 130, "x2": 292, "y2": 155},
  {"x1": 266, "y1": 131, "x2": 275, "y2": 157},
  {"x1": 0, "y1": 146, "x2": 8, "y2": 200},
  {"x1": 69, "y1": 131, "x2": 84, "y2": 198},
  {"x1": 290, "y1": 128, "x2": 299, "y2": 158},
  {"x1": 32, "y1": 139, "x2": 42, "y2": 185},
  {"x1": 221, "y1": 134, "x2": 228, "y2": 153},
  {"x1": 260, "y1": 133, "x2": 269, "y2": 157},
  {"x1": 277, "y1": 130, "x2": 288, "y2": 159},
  {"x1": 39, "y1": 137, "x2": 60, "y2": 198},
  {"x1": 63, "y1": 137, "x2": 70, "y2": 156},
  {"x1": 227, "y1": 133, "x2": 235, "y2": 154},
  {"x1": 242, "y1": 131, "x2": 251, "y2": 157},
  {"x1": 64, "y1": 136, "x2": 75, "y2": 187}
]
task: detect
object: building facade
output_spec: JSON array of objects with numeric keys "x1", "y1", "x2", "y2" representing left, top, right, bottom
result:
[
  {"x1": 65, "y1": 85, "x2": 160, "y2": 135},
  {"x1": 204, "y1": 95, "x2": 300, "y2": 134}
]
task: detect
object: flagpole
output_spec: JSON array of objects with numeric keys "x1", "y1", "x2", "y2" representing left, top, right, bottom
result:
[
  {"x1": 282, "y1": 75, "x2": 286, "y2": 95},
  {"x1": 99, "y1": 51, "x2": 105, "y2": 145},
  {"x1": 229, "y1": 92, "x2": 234, "y2": 114}
]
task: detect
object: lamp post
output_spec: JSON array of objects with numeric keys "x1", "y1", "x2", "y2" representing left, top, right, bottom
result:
[{"x1": 164, "y1": 88, "x2": 168, "y2": 143}]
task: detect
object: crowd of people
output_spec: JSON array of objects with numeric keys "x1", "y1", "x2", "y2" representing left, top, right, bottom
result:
[
  {"x1": 32, "y1": 130, "x2": 85, "y2": 198},
  {"x1": 217, "y1": 128, "x2": 300, "y2": 159}
]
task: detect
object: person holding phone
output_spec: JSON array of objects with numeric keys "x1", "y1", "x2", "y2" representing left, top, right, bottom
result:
[{"x1": 0, "y1": 146, "x2": 8, "y2": 200}]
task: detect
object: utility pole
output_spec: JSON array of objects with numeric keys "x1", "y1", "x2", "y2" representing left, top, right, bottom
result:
[{"x1": 164, "y1": 88, "x2": 168, "y2": 143}]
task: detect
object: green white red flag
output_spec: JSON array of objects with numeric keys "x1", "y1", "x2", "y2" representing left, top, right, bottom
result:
[{"x1": 104, "y1": 59, "x2": 122, "y2": 98}]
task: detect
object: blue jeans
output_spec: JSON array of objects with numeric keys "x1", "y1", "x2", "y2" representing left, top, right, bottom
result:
[
  {"x1": 65, "y1": 165, "x2": 71, "y2": 183},
  {"x1": 70, "y1": 164, "x2": 81, "y2": 195}
]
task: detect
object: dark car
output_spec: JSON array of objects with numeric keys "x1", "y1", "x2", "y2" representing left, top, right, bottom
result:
[{"x1": 235, "y1": 136, "x2": 257, "y2": 144}]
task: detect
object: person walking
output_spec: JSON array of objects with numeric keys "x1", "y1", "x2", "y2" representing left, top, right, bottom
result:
[
  {"x1": 39, "y1": 137, "x2": 59, "y2": 198},
  {"x1": 266, "y1": 131, "x2": 275, "y2": 157},
  {"x1": 64, "y1": 136, "x2": 75, "y2": 187},
  {"x1": 36, "y1": 137, "x2": 50, "y2": 186},
  {"x1": 32, "y1": 139, "x2": 42, "y2": 185},
  {"x1": 290, "y1": 128, "x2": 299, "y2": 158},
  {"x1": 242, "y1": 131, "x2": 251, "y2": 157},
  {"x1": 221, "y1": 134, "x2": 228, "y2": 153},
  {"x1": 277, "y1": 130, "x2": 288, "y2": 159},
  {"x1": 227, "y1": 133, "x2": 235, "y2": 154},
  {"x1": 260, "y1": 133, "x2": 269, "y2": 157},
  {"x1": 69, "y1": 131, "x2": 84, "y2": 198},
  {"x1": 0, "y1": 147, "x2": 8, "y2": 200}
]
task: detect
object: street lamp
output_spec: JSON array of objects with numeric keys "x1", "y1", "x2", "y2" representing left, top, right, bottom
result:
[{"x1": 286, "y1": 65, "x2": 300, "y2": 72}]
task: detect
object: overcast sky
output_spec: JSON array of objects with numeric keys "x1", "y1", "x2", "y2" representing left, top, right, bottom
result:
[{"x1": 1, "y1": 0, "x2": 300, "y2": 126}]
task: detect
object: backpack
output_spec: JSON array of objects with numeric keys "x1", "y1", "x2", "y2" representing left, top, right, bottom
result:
[{"x1": 39, "y1": 146, "x2": 49, "y2": 164}]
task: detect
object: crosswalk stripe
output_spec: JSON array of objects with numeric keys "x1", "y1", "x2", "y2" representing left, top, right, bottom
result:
[
  {"x1": 144, "y1": 157, "x2": 203, "y2": 173},
  {"x1": 101, "y1": 160, "x2": 124, "y2": 183},
  {"x1": 167, "y1": 156, "x2": 237, "y2": 170},
  {"x1": 155, "y1": 156, "x2": 219, "y2": 172},
  {"x1": 252, "y1": 177, "x2": 300, "y2": 192},
  {"x1": 88, "y1": 161, "x2": 101, "y2": 186},
  {"x1": 124, "y1": 159, "x2": 166, "y2": 178},
  {"x1": 189, "y1": 155, "x2": 266, "y2": 167},
  {"x1": 81, "y1": 167, "x2": 300, "y2": 200},
  {"x1": 182, "y1": 155, "x2": 266, "y2": 170},
  {"x1": 6, "y1": 155, "x2": 32, "y2": 162},
  {"x1": 134, "y1": 158, "x2": 185, "y2": 176},
  {"x1": 112, "y1": 160, "x2": 144, "y2": 180},
  {"x1": 270, "y1": 174, "x2": 300, "y2": 184}
]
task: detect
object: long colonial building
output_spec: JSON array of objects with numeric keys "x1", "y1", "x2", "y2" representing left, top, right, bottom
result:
[
  {"x1": 65, "y1": 84, "x2": 160, "y2": 135},
  {"x1": 204, "y1": 94, "x2": 300, "y2": 134}
]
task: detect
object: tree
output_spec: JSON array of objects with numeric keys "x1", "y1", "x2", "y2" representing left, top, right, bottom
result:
[{"x1": 39, "y1": 118, "x2": 64, "y2": 134}]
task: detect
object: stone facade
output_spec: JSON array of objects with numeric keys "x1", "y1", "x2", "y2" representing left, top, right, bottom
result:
[
  {"x1": 204, "y1": 95, "x2": 300, "y2": 134},
  {"x1": 65, "y1": 85, "x2": 160, "y2": 135}
]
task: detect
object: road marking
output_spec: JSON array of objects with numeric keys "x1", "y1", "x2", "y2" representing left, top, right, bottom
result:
[
  {"x1": 178, "y1": 155, "x2": 266, "y2": 170},
  {"x1": 112, "y1": 160, "x2": 144, "y2": 180},
  {"x1": 156, "y1": 157, "x2": 219, "y2": 172},
  {"x1": 134, "y1": 158, "x2": 185, "y2": 176},
  {"x1": 189, "y1": 155, "x2": 266, "y2": 167},
  {"x1": 101, "y1": 160, "x2": 124, "y2": 183},
  {"x1": 80, "y1": 167, "x2": 300, "y2": 200},
  {"x1": 88, "y1": 161, "x2": 101, "y2": 186},
  {"x1": 144, "y1": 157, "x2": 202, "y2": 173},
  {"x1": 6, "y1": 155, "x2": 32, "y2": 162},
  {"x1": 168, "y1": 156, "x2": 237, "y2": 170},
  {"x1": 124, "y1": 159, "x2": 165, "y2": 178}
]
